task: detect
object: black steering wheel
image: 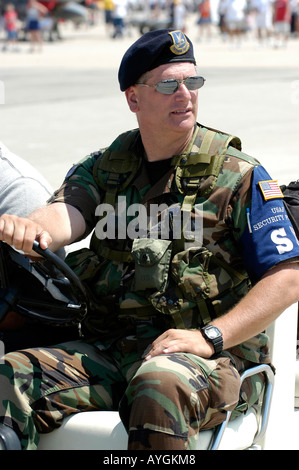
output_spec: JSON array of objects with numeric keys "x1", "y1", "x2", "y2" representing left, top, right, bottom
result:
[{"x1": 0, "y1": 240, "x2": 88, "y2": 327}]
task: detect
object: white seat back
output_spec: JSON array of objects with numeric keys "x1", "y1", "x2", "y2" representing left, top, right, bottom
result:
[{"x1": 263, "y1": 302, "x2": 298, "y2": 450}]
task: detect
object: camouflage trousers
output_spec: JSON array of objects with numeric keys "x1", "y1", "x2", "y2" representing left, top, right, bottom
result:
[{"x1": 0, "y1": 335, "x2": 261, "y2": 450}]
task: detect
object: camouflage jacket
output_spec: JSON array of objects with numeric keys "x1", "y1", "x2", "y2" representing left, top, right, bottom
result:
[{"x1": 49, "y1": 123, "x2": 271, "y2": 364}]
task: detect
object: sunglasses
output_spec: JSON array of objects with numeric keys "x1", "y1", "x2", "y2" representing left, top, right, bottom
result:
[{"x1": 135, "y1": 76, "x2": 205, "y2": 95}]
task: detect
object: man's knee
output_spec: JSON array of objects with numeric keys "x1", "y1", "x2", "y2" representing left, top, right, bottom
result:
[
  {"x1": 121, "y1": 353, "x2": 242, "y2": 450},
  {"x1": 121, "y1": 354, "x2": 210, "y2": 436},
  {"x1": 127, "y1": 353, "x2": 209, "y2": 403},
  {"x1": 122, "y1": 353, "x2": 241, "y2": 433}
]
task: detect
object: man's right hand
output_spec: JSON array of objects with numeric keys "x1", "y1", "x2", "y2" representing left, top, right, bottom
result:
[{"x1": 0, "y1": 214, "x2": 52, "y2": 255}]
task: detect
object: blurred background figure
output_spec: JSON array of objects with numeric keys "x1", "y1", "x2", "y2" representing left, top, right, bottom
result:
[
  {"x1": 221, "y1": 0, "x2": 247, "y2": 46},
  {"x1": 103, "y1": 0, "x2": 115, "y2": 36},
  {"x1": 273, "y1": 0, "x2": 291, "y2": 46},
  {"x1": 250, "y1": 0, "x2": 274, "y2": 46},
  {"x1": 173, "y1": 0, "x2": 187, "y2": 31},
  {"x1": 217, "y1": 0, "x2": 228, "y2": 38},
  {"x1": 111, "y1": 0, "x2": 128, "y2": 38},
  {"x1": 290, "y1": 0, "x2": 299, "y2": 36},
  {"x1": 197, "y1": 0, "x2": 212, "y2": 41},
  {"x1": 2, "y1": 3, "x2": 19, "y2": 52},
  {"x1": 25, "y1": 0, "x2": 48, "y2": 52}
]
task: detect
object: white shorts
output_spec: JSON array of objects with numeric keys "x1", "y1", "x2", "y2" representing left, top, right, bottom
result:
[
  {"x1": 226, "y1": 19, "x2": 246, "y2": 31},
  {"x1": 274, "y1": 21, "x2": 290, "y2": 34},
  {"x1": 256, "y1": 12, "x2": 272, "y2": 29}
]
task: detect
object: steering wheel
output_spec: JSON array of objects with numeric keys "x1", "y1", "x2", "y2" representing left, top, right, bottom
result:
[{"x1": 0, "y1": 240, "x2": 88, "y2": 327}]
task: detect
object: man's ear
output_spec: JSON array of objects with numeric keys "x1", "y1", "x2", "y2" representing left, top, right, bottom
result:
[{"x1": 125, "y1": 87, "x2": 139, "y2": 113}]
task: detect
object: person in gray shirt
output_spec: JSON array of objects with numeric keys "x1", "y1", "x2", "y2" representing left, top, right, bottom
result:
[
  {"x1": 0, "y1": 141, "x2": 79, "y2": 352},
  {"x1": 0, "y1": 141, "x2": 53, "y2": 217}
]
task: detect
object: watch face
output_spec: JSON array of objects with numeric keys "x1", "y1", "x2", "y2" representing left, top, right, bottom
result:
[
  {"x1": 208, "y1": 328, "x2": 219, "y2": 339},
  {"x1": 206, "y1": 326, "x2": 221, "y2": 339}
]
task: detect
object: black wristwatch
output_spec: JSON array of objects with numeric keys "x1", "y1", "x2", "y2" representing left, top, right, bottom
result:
[{"x1": 201, "y1": 325, "x2": 223, "y2": 355}]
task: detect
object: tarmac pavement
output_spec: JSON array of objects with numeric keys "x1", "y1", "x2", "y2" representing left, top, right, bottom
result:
[{"x1": 0, "y1": 15, "x2": 299, "y2": 189}]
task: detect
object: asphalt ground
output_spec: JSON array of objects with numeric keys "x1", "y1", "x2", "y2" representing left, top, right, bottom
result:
[{"x1": 1, "y1": 15, "x2": 299, "y2": 190}]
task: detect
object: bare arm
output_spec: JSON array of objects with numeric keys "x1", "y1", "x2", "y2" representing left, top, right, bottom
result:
[
  {"x1": 145, "y1": 262, "x2": 299, "y2": 360},
  {"x1": 0, "y1": 202, "x2": 86, "y2": 255}
]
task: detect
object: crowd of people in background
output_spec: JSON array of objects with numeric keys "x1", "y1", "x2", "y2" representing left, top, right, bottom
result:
[
  {"x1": 1, "y1": 0, "x2": 50, "y2": 51},
  {"x1": 215, "y1": 0, "x2": 299, "y2": 47},
  {"x1": 0, "y1": 0, "x2": 299, "y2": 51},
  {"x1": 101, "y1": 0, "x2": 299, "y2": 46}
]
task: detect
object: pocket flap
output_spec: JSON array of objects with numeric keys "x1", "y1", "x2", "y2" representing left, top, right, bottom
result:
[{"x1": 132, "y1": 239, "x2": 172, "y2": 266}]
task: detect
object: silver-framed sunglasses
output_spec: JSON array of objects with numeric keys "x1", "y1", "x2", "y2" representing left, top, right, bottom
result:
[{"x1": 135, "y1": 76, "x2": 206, "y2": 95}]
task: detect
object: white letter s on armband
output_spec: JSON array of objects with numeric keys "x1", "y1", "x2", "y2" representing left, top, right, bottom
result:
[{"x1": 271, "y1": 228, "x2": 294, "y2": 254}]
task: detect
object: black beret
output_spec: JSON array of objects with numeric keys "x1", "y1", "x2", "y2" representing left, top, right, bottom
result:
[{"x1": 118, "y1": 29, "x2": 196, "y2": 91}]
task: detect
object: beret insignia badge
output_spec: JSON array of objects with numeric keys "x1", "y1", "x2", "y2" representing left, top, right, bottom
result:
[{"x1": 168, "y1": 30, "x2": 190, "y2": 55}]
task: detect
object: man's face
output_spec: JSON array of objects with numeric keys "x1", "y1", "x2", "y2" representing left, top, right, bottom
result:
[{"x1": 126, "y1": 62, "x2": 199, "y2": 140}]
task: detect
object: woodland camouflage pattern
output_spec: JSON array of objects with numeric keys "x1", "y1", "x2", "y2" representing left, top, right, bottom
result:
[
  {"x1": 54, "y1": 124, "x2": 270, "y2": 363},
  {"x1": 0, "y1": 124, "x2": 269, "y2": 449}
]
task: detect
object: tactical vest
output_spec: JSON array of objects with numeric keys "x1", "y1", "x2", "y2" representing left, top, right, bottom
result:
[{"x1": 66, "y1": 124, "x2": 253, "y2": 335}]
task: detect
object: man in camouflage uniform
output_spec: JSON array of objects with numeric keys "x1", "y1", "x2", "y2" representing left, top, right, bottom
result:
[{"x1": 1, "y1": 29, "x2": 299, "y2": 450}]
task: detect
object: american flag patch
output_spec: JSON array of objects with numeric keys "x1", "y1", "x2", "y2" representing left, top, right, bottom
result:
[{"x1": 258, "y1": 180, "x2": 284, "y2": 200}]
